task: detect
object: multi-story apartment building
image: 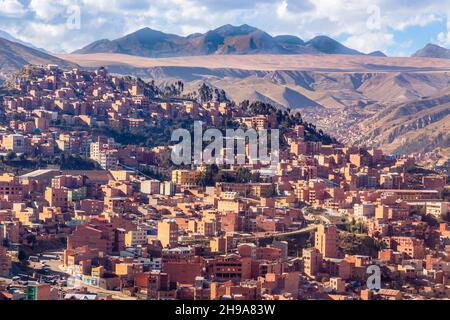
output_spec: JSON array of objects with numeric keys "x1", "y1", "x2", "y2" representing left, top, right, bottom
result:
[
  {"x1": 157, "y1": 219, "x2": 179, "y2": 248},
  {"x1": 315, "y1": 224, "x2": 338, "y2": 259}
]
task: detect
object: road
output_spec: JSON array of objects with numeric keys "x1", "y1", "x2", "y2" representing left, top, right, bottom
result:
[
  {"x1": 42, "y1": 256, "x2": 137, "y2": 300},
  {"x1": 237, "y1": 225, "x2": 318, "y2": 242},
  {"x1": 179, "y1": 222, "x2": 319, "y2": 245},
  {"x1": 5, "y1": 252, "x2": 136, "y2": 300},
  {"x1": 180, "y1": 207, "x2": 336, "y2": 245}
]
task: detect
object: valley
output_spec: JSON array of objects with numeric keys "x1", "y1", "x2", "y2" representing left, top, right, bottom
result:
[{"x1": 58, "y1": 53, "x2": 450, "y2": 162}]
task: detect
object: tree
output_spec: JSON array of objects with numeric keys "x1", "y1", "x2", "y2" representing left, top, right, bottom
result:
[
  {"x1": 263, "y1": 183, "x2": 278, "y2": 197},
  {"x1": 196, "y1": 164, "x2": 220, "y2": 187},
  {"x1": 214, "y1": 88, "x2": 229, "y2": 102},
  {"x1": 198, "y1": 83, "x2": 214, "y2": 103},
  {"x1": 6, "y1": 151, "x2": 16, "y2": 161},
  {"x1": 234, "y1": 167, "x2": 261, "y2": 184}
]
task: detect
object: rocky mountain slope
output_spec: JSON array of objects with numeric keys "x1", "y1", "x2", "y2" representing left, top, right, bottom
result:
[
  {"x1": 0, "y1": 37, "x2": 75, "y2": 80},
  {"x1": 356, "y1": 90, "x2": 450, "y2": 155},
  {"x1": 412, "y1": 43, "x2": 450, "y2": 59},
  {"x1": 0, "y1": 30, "x2": 49, "y2": 53},
  {"x1": 59, "y1": 52, "x2": 450, "y2": 158}
]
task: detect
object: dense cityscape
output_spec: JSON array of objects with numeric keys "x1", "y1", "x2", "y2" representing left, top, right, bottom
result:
[{"x1": 0, "y1": 64, "x2": 448, "y2": 301}]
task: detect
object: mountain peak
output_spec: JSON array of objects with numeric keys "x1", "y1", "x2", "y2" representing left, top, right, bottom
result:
[
  {"x1": 212, "y1": 24, "x2": 260, "y2": 36},
  {"x1": 305, "y1": 36, "x2": 362, "y2": 55},
  {"x1": 424, "y1": 43, "x2": 442, "y2": 49},
  {"x1": 125, "y1": 27, "x2": 178, "y2": 39},
  {"x1": 368, "y1": 50, "x2": 387, "y2": 57},
  {"x1": 412, "y1": 43, "x2": 450, "y2": 59}
]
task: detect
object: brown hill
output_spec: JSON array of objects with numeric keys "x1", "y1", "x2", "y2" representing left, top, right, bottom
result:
[
  {"x1": 0, "y1": 37, "x2": 75, "y2": 79},
  {"x1": 412, "y1": 43, "x2": 450, "y2": 59},
  {"x1": 59, "y1": 52, "x2": 450, "y2": 157},
  {"x1": 357, "y1": 91, "x2": 450, "y2": 155}
]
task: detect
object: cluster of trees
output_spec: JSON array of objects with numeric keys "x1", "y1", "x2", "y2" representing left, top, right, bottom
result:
[
  {"x1": 195, "y1": 165, "x2": 262, "y2": 187},
  {"x1": 93, "y1": 117, "x2": 198, "y2": 148},
  {"x1": 93, "y1": 126, "x2": 169, "y2": 148},
  {"x1": 197, "y1": 83, "x2": 213, "y2": 103},
  {"x1": 137, "y1": 77, "x2": 161, "y2": 98},
  {"x1": 344, "y1": 217, "x2": 367, "y2": 234},
  {"x1": 161, "y1": 81, "x2": 184, "y2": 97},
  {"x1": 112, "y1": 76, "x2": 162, "y2": 98},
  {"x1": 0, "y1": 151, "x2": 98, "y2": 172},
  {"x1": 0, "y1": 152, "x2": 35, "y2": 172},
  {"x1": 242, "y1": 100, "x2": 305, "y2": 128},
  {"x1": 191, "y1": 83, "x2": 229, "y2": 104},
  {"x1": 338, "y1": 233, "x2": 386, "y2": 258},
  {"x1": 240, "y1": 100, "x2": 336, "y2": 145},
  {"x1": 213, "y1": 88, "x2": 229, "y2": 103},
  {"x1": 138, "y1": 165, "x2": 167, "y2": 181},
  {"x1": 57, "y1": 153, "x2": 99, "y2": 170}
]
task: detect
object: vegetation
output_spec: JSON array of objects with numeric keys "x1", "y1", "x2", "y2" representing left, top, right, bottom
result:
[
  {"x1": 405, "y1": 166, "x2": 437, "y2": 175},
  {"x1": 93, "y1": 125, "x2": 178, "y2": 148},
  {"x1": 195, "y1": 165, "x2": 262, "y2": 187},
  {"x1": 161, "y1": 80, "x2": 184, "y2": 98},
  {"x1": 338, "y1": 233, "x2": 386, "y2": 258},
  {"x1": 341, "y1": 217, "x2": 368, "y2": 234},
  {"x1": 185, "y1": 83, "x2": 229, "y2": 103},
  {"x1": 241, "y1": 100, "x2": 337, "y2": 145},
  {"x1": 58, "y1": 153, "x2": 99, "y2": 170},
  {"x1": 0, "y1": 153, "x2": 45, "y2": 174},
  {"x1": 19, "y1": 238, "x2": 67, "y2": 262},
  {"x1": 0, "y1": 151, "x2": 98, "y2": 174},
  {"x1": 138, "y1": 165, "x2": 168, "y2": 181}
]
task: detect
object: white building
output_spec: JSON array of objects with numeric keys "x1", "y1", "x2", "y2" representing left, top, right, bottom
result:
[
  {"x1": 354, "y1": 202, "x2": 376, "y2": 217},
  {"x1": 426, "y1": 202, "x2": 449, "y2": 218},
  {"x1": 140, "y1": 180, "x2": 161, "y2": 195}
]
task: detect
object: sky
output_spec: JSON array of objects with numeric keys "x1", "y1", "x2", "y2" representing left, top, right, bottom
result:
[{"x1": 0, "y1": 0, "x2": 450, "y2": 56}]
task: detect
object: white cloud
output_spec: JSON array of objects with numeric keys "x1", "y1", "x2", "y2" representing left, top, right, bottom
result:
[
  {"x1": 0, "y1": 0, "x2": 449, "y2": 54},
  {"x1": 29, "y1": 0, "x2": 60, "y2": 21},
  {"x1": 437, "y1": 32, "x2": 450, "y2": 46},
  {"x1": 437, "y1": 20, "x2": 450, "y2": 46},
  {"x1": 392, "y1": 14, "x2": 441, "y2": 31},
  {"x1": 0, "y1": 0, "x2": 26, "y2": 17},
  {"x1": 344, "y1": 32, "x2": 394, "y2": 54},
  {"x1": 276, "y1": 0, "x2": 288, "y2": 18}
]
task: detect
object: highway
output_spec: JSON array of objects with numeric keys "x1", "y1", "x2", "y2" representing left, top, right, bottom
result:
[
  {"x1": 179, "y1": 208, "x2": 337, "y2": 245},
  {"x1": 179, "y1": 222, "x2": 320, "y2": 245},
  {"x1": 236, "y1": 224, "x2": 318, "y2": 242},
  {"x1": 43, "y1": 257, "x2": 137, "y2": 300},
  {"x1": 5, "y1": 253, "x2": 137, "y2": 300}
]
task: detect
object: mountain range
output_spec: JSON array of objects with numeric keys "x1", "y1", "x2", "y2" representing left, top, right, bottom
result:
[{"x1": 73, "y1": 24, "x2": 385, "y2": 57}]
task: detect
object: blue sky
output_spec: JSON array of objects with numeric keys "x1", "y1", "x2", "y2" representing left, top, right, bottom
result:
[{"x1": 0, "y1": 0, "x2": 449, "y2": 56}]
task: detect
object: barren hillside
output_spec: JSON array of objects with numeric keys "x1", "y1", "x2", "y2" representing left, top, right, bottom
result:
[{"x1": 59, "y1": 52, "x2": 450, "y2": 160}]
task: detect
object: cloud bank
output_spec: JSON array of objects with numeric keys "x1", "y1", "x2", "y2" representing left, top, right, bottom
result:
[{"x1": 0, "y1": 0, "x2": 449, "y2": 55}]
